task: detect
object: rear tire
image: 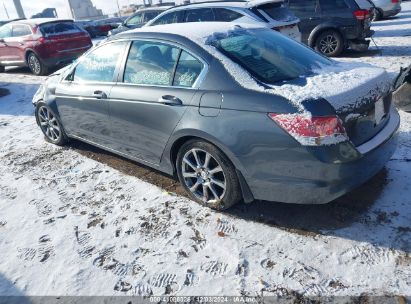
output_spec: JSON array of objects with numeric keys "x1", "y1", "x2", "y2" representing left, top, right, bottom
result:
[
  {"x1": 315, "y1": 30, "x2": 344, "y2": 57},
  {"x1": 372, "y1": 8, "x2": 383, "y2": 21},
  {"x1": 0, "y1": 65, "x2": 4, "y2": 73},
  {"x1": 27, "y1": 52, "x2": 48, "y2": 76},
  {"x1": 35, "y1": 103, "x2": 68, "y2": 146},
  {"x1": 176, "y1": 140, "x2": 242, "y2": 211}
]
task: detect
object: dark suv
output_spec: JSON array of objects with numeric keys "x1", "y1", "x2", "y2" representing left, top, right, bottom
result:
[{"x1": 285, "y1": 0, "x2": 374, "y2": 56}]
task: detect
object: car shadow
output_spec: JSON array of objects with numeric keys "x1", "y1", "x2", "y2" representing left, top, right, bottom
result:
[
  {"x1": 0, "y1": 82, "x2": 39, "y2": 116},
  {"x1": 0, "y1": 273, "x2": 31, "y2": 303},
  {"x1": 373, "y1": 19, "x2": 411, "y2": 27},
  {"x1": 374, "y1": 28, "x2": 411, "y2": 38},
  {"x1": 68, "y1": 139, "x2": 410, "y2": 253}
]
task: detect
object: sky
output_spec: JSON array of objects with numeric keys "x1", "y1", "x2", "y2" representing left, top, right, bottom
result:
[{"x1": 0, "y1": 0, "x2": 147, "y2": 20}]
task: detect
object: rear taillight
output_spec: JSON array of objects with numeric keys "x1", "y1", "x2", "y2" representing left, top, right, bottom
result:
[
  {"x1": 354, "y1": 9, "x2": 370, "y2": 20},
  {"x1": 392, "y1": 0, "x2": 399, "y2": 3},
  {"x1": 38, "y1": 37, "x2": 46, "y2": 43},
  {"x1": 268, "y1": 113, "x2": 348, "y2": 146}
]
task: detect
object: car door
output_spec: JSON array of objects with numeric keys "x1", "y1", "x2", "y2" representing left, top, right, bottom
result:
[
  {"x1": 0, "y1": 25, "x2": 12, "y2": 64},
  {"x1": 108, "y1": 40, "x2": 206, "y2": 165},
  {"x1": 55, "y1": 41, "x2": 128, "y2": 145},
  {"x1": 8, "y1": 24, "x2": 32, "y2": 63},
  {"x1": 286, "y1": 0, "x2": 320, "y2": 43}
]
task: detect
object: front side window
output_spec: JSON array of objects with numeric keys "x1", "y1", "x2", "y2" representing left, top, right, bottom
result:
[
  {"x1": 209, "y1": 28, "x2": 331, "y2": 84},
  {"x1": 185, "y1": 8, "x2": 215, "y2": 22},
  {"x1": 0, "y1": 25, "x2": 12, "y2": 39},
  {"x1": 126, "y1": 13, "x2": 143, "y2": 26},
  {"x1": 173, "y1": 51, "x2": 203, "y2": 87},
  {"x1": 73, "y1": 42, "x2": 126, "y2": 83},
  {"x1": 12, "y1": 25, "x2": 32, "y2": 37},
  {"x1": 123, "y1": 41, "x2": 180, "y2": 86},
  {"x1": 150, "y1": 11, "x2": 184, "y2": 26}
]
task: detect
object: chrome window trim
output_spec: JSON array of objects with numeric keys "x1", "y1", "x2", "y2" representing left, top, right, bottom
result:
[{"x1": 62, "y1": 37, "x2": 209, "y2": 89}]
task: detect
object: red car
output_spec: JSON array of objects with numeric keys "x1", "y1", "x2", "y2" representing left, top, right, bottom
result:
[{"x1": 0, "y1": 19, "x2": 92, "y2": 75}]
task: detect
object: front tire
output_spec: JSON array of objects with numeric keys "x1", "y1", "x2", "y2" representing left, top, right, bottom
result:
[
  {"x1": 35, "y1": 103, "x2": 68, "y2": 146},
  {"x1": 315, "y1": 30, "x2": 344, "y2": 57},
  {"x1": 27, "y1": 53, "x2": 48, "y2": 76},
  {"x1": 176, "y1": 140, "x2": 242, "y2": 210}
]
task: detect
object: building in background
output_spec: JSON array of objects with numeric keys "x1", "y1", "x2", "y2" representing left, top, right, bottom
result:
[
  {"x1": 13, "y1": 0, "x2": 26, "y2": 19},
  {"x1": 67, "y1": 0, "x2": 106, "y2": 20},
  {"x1": 31, "y1": 8, "x2": 58, "y2": 19}
]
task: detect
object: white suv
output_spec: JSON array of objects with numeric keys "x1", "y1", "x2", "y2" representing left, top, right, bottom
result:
[{"x1": 145, "y1": 0, "x2": 302, "y2": 42}]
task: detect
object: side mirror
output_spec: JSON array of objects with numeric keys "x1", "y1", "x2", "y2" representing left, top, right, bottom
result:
[{"x1": 0, "y1": 38, "x2": 5, "y2": 43}]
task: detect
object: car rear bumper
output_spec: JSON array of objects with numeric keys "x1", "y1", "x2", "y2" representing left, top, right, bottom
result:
[
  {"x1": 382, "y1": 7, "x2": 401, "y2": 17},
  {"x1": 39, "y1": 44, "x2": 92, "y2": 67},
  {"x1": 246, "y1": 108, "x2": 400, "y2": 204}
]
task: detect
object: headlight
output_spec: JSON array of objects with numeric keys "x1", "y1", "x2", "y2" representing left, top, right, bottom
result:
[{"x1": 32, "y1": 85, "x2": 45, "y2": 104}]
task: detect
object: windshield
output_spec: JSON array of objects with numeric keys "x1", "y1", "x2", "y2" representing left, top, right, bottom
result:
[{"x1": 208, "y1": 28, "x2": 331, "y2": 84}]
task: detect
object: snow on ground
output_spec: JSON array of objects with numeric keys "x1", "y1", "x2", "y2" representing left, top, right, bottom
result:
[{"x1": 0, "y1": 4, "x2": 411, "y2": 299}]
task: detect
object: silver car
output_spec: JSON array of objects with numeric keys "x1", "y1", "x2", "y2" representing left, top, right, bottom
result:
[{"x1": 370, "y1": 0, "x2": 402, "y2": 20}]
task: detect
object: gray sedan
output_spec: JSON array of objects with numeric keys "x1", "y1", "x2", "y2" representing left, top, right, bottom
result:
[{"x1": 32, "y1": 22, "x2": 399, "y2": 210}]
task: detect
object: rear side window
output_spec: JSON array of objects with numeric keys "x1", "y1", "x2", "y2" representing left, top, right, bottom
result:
[
  {"x1": 319, "y1": 0, "x2": 349, "y2": 10},
  {"x1": 150, "y1": 11, "x2": 184, "y2": 25},
  {"x1": 287, "y1": 0, "x2": 317, "y2": 17},
  {"x1": 214, "y1": 8, "x2": 243, "y2": 22},
  {"x1": 123, "y1": 41, "x2": 180, "y2": 86},
  {"x1": 40, "y1": 22, "x2": 81, "y2": 36},
  {"x1": 173, "y1": 51, "x2": 203, "y2": 87},
  {"x1": 185, "y1": 8, "x2": 215, "y2": 22},
  {"x1": 257, "y1": 3, "x2": 298, "y2": 22},
  {"x1": 12, "y1": 25, "x2": 32, "y2": 37},
  {"x1": 73, "y1": 42, "x2": 126, "y2": 83}
]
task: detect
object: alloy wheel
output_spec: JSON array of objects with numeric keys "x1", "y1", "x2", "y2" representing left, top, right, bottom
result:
[
  {"x1": 319, "y1": 34, "x2": 339, "y2": 55},
  {"x1": 181, "y1": 148, "x2": 226, "y2": 204},
  {"x1": 28, "y1": 54, "x2": 41, "y2": 75},
  {"x1": 38, "y1": 106, "x2": 61, "y2": 142}
]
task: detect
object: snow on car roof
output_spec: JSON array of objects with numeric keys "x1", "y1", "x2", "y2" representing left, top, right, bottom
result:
[{"x1": 132, "y1": 22, "x2": 391, "y2": 115}]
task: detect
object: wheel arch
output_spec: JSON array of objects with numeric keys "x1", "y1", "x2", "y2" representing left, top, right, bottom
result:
[
  {"x1": 308, "y1": 24, "x2": 345, "y2": 48},
  {"x1": 162, "y1": 131, "x2": 254, "y2": 203}
]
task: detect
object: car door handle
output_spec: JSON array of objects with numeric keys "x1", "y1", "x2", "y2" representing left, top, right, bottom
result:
[
  {"x1": 93, "y1": 90, "x2": 107, "y2": 99},
  {"x1": 158, "y1": 95, "x2": 182, "y2": 106}
]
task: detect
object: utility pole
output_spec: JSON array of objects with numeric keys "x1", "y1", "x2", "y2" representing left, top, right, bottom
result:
[
  {"x1": 3, "y1": 2, "x2": 10, "y2": 19},
  {"x1": 13, "y1": 0, "x2": 26, "y2": 19},
  {"x1": 116, "y1": 0, "x2": 122, "y2": 16}
]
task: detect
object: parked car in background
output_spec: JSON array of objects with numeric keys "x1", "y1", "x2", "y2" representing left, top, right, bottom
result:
[
  {"x1": 108, "y1": 7, "x2": 171, "y2": 36},
  {"x1": 94, "y1": 18, "x2": 125, "y2": 36},
  {"x1": 0, "y1": 19, "x2": 92, "y2": 75},
  {"x1": 284, "y1": 0, "x2": 374, "y2": 56},
  {"x1": 145, "y1": 0, "x2": 302, "y2": 42},
  {"x1": 370, "y1": 0, "x2": 402, "y2": 20},
  {"x1": 75, "y1": 20, "x2": 101, "y2": 38},
  {"x1": 32, "y1": 22, "x2": 399, "y2": 210}
]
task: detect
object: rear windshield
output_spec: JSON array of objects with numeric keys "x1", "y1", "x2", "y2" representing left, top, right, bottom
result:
[
  {"x1": 256, "y1": 3, "x2": 298, "y2": 22},
  {"x1": 39, "y1": 22, "x2": 81, "y2": 36},
  {"x1": 209, "y1": 28, "x2": 331, "y2": 84}
]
